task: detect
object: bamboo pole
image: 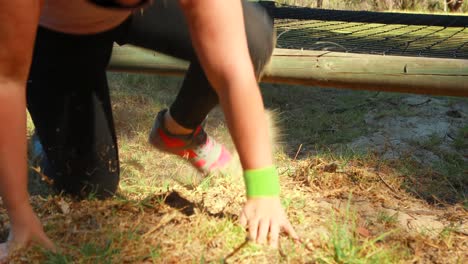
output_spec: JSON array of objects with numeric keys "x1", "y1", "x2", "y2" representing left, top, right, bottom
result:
[{"x1": 109, "y1": 45, "x2": 468, "y2": 97}]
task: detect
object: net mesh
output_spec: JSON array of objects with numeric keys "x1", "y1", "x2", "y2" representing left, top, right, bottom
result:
[{"x1": 261, "y1": 3, "x2": 468, "y2": 59}]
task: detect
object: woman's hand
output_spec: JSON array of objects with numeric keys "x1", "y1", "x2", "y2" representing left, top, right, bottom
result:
[
  {"x1": 0, "y1": 203, "x2": 54, "y2": 263},
  {"x1": 240, "y1": 197, "x2": 299, "y2": 247}
]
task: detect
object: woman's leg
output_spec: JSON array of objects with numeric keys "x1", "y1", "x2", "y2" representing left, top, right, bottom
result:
[
  {"x1": 118, "y1": 0, "x2": 275, "y2": 129},
  {"x1": 27, "y1": 27, "x2": 120, "y2": 198}
]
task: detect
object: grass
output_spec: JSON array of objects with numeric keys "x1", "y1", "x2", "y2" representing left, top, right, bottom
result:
[
  {"x1": 315, "y1": 199, "x2": 399, "y2": 264},
  {"x1": 261, "y1": 83, "x2": 376, "y2": 151},
  {"x1": 401, "y1": 130, "x2": 467, "y2": 205},
  {"x1": 376, "y1": 211, "x2": 398, "y2": 227},
  {"x1": 410, "y1": 133, "x2": 445, "y2": 151},
  {"x1": 2, "y1": 73, "x2": 467, "y2": 263},
  {"x1": 453, "y1": 125, "x2": 468, "y2": 151}
]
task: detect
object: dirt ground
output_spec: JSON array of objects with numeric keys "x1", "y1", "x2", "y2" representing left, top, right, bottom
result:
[
  {"x1": 348, "y1": 94, "x2": 467, "y2": 167},
  {"x1": 1, "y1": 78, "x2": 466, "y2": 263}
]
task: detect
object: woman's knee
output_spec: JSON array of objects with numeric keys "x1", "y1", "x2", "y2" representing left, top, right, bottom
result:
[
  {"x1": 243, "y1": 1, "x2": 275, "y2": 78},
  {"x1": 52, "y1": 166, "x2": 120, "y2": 199},
  {"x1": 42, "y1": 144, "x2": 120, "y2": 199},
  {"x1": 79, "y1": 176, "x2": 120, "y2": 199}
]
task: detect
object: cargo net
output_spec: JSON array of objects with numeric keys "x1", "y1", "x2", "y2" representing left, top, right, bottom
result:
[{"x1": 261, "y1": 3, "x2": 468, "y2": 59}]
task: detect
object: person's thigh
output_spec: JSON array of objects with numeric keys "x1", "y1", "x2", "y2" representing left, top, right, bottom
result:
[
  {"x1": 27, "y1": 27, "x2": 120, "y2": 198},
  {"x1": 119, "y1": 0, "x2": 275, "y2": 129}
]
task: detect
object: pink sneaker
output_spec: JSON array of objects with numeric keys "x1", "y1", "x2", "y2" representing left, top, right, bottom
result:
[{"x1": 149, "y1": 109, "x2": 231, "y2": 174}]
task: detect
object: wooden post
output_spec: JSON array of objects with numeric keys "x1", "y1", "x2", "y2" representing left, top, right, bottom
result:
[{"x1": 109, "y1": 45, "x2": 468, "y2": 97}]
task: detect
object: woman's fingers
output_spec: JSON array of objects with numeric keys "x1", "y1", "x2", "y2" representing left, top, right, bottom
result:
[
  {"x1": 268, "y1": 220, "x2": 280, "y2": 248},
  {"x1": 282, "y1": 220, "x2": 299, "y2": 242},
  {"x1": 256, "y1": 218, "x2": 269, "y2": 244},
  {"x1": 248, "y1": 218, "x2": 259, "y2": 242},
  {"x1": 34, "y1": 230, "x2": 56, "y2": 252},
  {"x1": 239, "y1": 210, "x2": 247, "y2": 228}
]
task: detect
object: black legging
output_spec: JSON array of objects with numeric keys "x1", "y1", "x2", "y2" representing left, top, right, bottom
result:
[{"x1": 27, "y1": 1, "x2": 274, "y2": 198}]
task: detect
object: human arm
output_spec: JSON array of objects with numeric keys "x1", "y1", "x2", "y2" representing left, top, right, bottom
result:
[
  {"x1": 0, "y1": 1, "x2": 54, "y2": 261},
  {"x1": 178, "y1": 0, "x2": 298, "y2": 246}
]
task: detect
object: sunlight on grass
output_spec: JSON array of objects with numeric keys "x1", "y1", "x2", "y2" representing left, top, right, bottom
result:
[{"x1": 6, "y1": 73, "x2": 466, "y2": 263}]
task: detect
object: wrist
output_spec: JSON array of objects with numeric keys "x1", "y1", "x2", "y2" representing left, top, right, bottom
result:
[
  {"x1": 4, "y1": 196, "x2": 32, "y2": 221},
  {"x1": 243, "y1": 166, "x2": 280, "y2": 198}
]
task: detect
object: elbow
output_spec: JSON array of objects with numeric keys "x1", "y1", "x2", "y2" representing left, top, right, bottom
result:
[
  {"x1": 0, "y1": 43, "x2": 34, "y2": 83},
  {"x1": 178, "y1": 0, "x2": 191, "y2": 8},
  {"x1": 178, "y1": 0, "x2": 199, "y2": 11},
  {"x1": 0, "y1": 58, "x2": 30, "y2": 84}
]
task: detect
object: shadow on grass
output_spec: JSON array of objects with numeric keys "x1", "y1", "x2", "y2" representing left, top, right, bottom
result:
[{"x1": 141, "y1": 191, "x2": 238, "y2": 220}]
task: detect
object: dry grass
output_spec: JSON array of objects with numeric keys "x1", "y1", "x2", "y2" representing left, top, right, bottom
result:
[{"x1": 1, "y1": 73, "x2": 466, "y2": 263}]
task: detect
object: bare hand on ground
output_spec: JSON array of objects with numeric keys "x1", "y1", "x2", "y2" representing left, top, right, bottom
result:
[
  {"x1": 239, "y1": 197, "x2": 299, "y2": 247},
  {"x1": 0, "y1": 205, "x2": 55, "y2": 263}
]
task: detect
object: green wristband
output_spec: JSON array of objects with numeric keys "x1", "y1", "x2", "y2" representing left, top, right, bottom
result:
[{"x1": 243, "y1": 166, "x2": 280, "y2": 197}]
